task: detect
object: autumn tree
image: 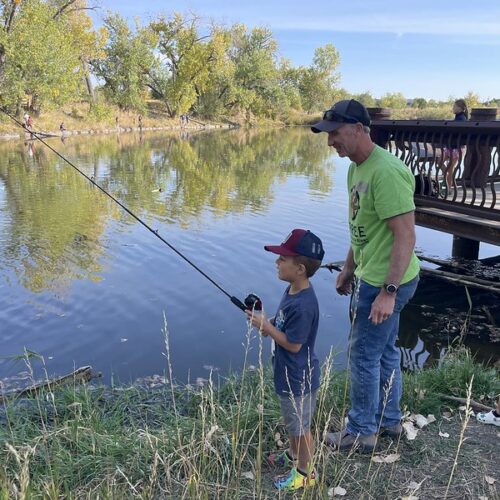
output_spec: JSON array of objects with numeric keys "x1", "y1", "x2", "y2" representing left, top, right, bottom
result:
[
  {"x1": 0, "y1": 0, "x2": 102, "y2": 113},
  {"x1": 297, "y1": 44, "x2": 340, "y2": 112},
  {"x1": 91, "y1": 13, "x2": 156, "y2": 111},
  {"x1": 379, "y1": 92, "x2": 407, "y2": 109}
]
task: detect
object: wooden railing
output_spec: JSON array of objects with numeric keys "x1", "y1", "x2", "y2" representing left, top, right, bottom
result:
[{"x1": 369, "y1": 116, "x2": 500, "y2": 222}]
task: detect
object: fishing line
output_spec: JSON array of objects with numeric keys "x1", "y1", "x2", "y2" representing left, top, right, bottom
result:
[{"x1": 1, "y1": 107, "x2": 260, "y2": 312}]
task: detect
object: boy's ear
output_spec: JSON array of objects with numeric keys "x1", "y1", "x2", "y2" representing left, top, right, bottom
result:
[{"x1": 297, "y1": 263, "x2": 307, "y2": 276}]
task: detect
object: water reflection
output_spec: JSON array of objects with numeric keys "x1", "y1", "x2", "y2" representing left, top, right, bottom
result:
[{"x1": 0, "y1": 128, "x2": 333, "y2": 293}]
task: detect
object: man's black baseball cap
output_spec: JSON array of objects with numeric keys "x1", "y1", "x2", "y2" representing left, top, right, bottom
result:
[{"x1": 311, "y1": 99, "x2": 371, "y2": 133}]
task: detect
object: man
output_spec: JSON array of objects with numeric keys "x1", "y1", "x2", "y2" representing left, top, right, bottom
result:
[{"x1": 311, "y1": 99, "x2": 420, "y2": 453}]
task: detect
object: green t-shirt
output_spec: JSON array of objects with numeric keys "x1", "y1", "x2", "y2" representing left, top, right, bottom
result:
[{"x1": 347, "y1": 145, "x2": 420, "y2": 286}]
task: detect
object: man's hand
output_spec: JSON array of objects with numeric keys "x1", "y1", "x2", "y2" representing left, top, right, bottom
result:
[
  {"x1": 368, "y1": 291, "x2": 396, "y2": 324},
  {"x1": 245, "y1": 309, "x2": 270, "y2": 336},
  {"x1": 336, "y1": 269, "x2": 354, "y2": 295}
]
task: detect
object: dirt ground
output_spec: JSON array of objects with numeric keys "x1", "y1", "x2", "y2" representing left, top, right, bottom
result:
[{"x1": 254, "y1": 415, "x2": 499, "y2": 499}]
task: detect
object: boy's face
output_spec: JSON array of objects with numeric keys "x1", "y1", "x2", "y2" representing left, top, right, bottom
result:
[{"x1": 275, "y1": 255, "x2": 304, "y2": 282}]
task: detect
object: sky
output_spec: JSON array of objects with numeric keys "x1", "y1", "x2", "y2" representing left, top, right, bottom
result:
[{"x1": 90, "y1": 0, "x2": 500, "y2": 101}]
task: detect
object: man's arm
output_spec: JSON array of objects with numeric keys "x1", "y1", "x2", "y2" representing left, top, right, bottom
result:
[{"x1": 368, "y1": 211, "x2": 416, "y2": 325}]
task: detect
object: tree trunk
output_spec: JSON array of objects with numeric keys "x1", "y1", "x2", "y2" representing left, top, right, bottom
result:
[{"x1": 81, "y1": 58, "x2": 95, "y2": 102}]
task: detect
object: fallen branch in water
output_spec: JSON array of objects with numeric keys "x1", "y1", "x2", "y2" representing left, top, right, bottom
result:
[
  {"x1": 0, "y1": 366, "x2": 100, "y2": 403},
  {"x1": 321, "y1": 260, "x2": 500, "y2": 293}
]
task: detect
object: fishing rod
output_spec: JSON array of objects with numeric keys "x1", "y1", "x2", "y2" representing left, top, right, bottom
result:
[{"x1": 1, "y1": 107, "x2": 262, "y2": 313}]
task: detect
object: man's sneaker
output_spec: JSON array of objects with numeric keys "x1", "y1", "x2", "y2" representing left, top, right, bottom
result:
[
  {"x1": 273, "y1": 468, "x2": 316, "y2": 491},
  {"x1": 267, "y1": 450, "x2": 296, "y2": 468},
  {"x1": 325, "y1": 429, "x2": 376, "y2": 454},
  {"x1": 476, "y1": 410, "x2": 500, "y2": 427},
  {"x1": 379, "y1": 423, "x2": 402, "y2": 438}
]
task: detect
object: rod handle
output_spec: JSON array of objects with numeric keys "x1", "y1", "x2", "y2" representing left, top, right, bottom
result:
[{"x1": 230, "y1": 296, "x2": 247, "y2": 312}]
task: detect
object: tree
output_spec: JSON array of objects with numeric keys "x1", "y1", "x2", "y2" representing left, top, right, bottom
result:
[
  {"x1": 379, "y1": 92, "x2": 407, "y2": 109},
  {"x1": 0, "y1": 0, "x2": 103, "y2": 112},
  {"x1": 298, "y1": 44, "x2": 340, "y2": 113},
  {"x1": 228, "y1": 25, "x2": 281, "y2": 116},
  {"x1": 412, "y1": 97, "x2": 427, "y2": 109},
  {"x1": 147, "y1": 13, "x2": 224, "y2": 117},
  {"x1": 91, "y1": 13, "x2": 156, "y2": 111},
  {"x1": 352, "y1": 91, "x2": 376, "y2": 107}
]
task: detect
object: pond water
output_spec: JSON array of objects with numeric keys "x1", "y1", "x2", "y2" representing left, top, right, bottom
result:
[{"x1": 0, "y1": 128, "x2": 498, "y2": 386}]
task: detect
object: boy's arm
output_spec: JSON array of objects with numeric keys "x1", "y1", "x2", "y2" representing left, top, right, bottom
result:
[{"x1": 245, "y1": 311, "x2": 301, "y2": 353}]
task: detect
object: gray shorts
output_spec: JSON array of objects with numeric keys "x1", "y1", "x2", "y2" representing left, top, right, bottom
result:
[{"x1": 278, "y1": 391, "x2": 317, "y2": 437}]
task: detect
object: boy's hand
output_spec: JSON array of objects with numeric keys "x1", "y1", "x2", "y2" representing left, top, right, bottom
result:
[{"x1": 245, "y1": 309, "x2": 270, "y2": 336}]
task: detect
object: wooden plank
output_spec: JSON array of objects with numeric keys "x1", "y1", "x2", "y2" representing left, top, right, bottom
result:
[{"x1": 415, "y1": 208, "x2": 500, "y2": 246}]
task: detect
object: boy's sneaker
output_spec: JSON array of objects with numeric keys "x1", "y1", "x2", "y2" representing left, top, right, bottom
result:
[
  {"x1": 476, "y1": 410, "x2": 500, "y2": 427},
  {"x1": 274, "y1": 468, "x2": 316, "y2": 491},
  {"x1": 267, "y1": 450, "x2": 295, "y2": 468}
]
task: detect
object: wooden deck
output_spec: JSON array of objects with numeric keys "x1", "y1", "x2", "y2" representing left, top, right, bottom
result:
[{"x1": 369, "y1": 118, "x2": 500, "y2": 250}]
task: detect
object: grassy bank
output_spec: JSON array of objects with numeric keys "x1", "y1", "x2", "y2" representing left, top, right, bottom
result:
[
  {"x1": 0, "y1": 337, "x2": 499, "y2": 498},
  {"x1": 4, "y1": 104, "x2": 498, "y2": 138},
  {"x1": 0, "y1": 102, "x2": 236, "y2": 138}
]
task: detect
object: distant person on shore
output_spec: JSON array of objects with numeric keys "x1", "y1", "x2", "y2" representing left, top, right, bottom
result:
[
  {"x1": 438, "y1": 98, "x2": 468, "y2": 187},
  {"x1": 26, "y1": 115, "x2": 33, "y2": 131},
  {"x1": 311, "y1": 99, "x2": 419, "y2": 453},
  {"x1": 476, "y1": 397, "x2": 500, "y2": 427},
  {"x1": 138, "y1": 115, "x2": 143, "y2": 131},
  {"x1": 59, "y1": 122, "x2": 66, "y2": 133},
  {"x1": 246, "y1": 229, "x2": 324, "y2": 491},
  {"x1": 23, "y1": 112, "x2": 30, "y2": 127}
]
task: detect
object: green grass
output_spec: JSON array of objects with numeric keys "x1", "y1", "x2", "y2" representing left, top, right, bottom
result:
[{"x1": 0, "y1": 334, "x2": 498, "y2": 498}]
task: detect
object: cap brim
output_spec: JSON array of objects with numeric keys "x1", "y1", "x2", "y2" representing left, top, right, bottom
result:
[
  {"x1": 310, "y1": 120, "x2": 343, "y2": 134},
  {"x1": 264, "y1": 245, "x2": 298, "y2": 256}
]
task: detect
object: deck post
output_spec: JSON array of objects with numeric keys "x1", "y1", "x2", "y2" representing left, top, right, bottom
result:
[
  {"x1": 451, "y1": 235, "x2": 480, "y2": 260},
  {"x1": 462, "y1": 108, "x2": 498, "y2": 187}
]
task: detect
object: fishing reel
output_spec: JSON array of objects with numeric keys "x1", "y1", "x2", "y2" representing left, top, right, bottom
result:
[
  {"x1": 244, "y1": 293, "x2": 262, "y2": 311},
  {"x1": 230, "y1": 293, "x2": 262, "y2": 312}
]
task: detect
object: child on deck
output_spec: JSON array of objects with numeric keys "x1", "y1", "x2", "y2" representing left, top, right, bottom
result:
[{"x1": 246, "y1": 229, "x2": 324, "y2": 491}]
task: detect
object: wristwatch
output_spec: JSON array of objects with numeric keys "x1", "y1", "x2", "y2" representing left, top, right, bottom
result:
[{"x1": 383, "y1": 283, "x2": 399, "y2": 295}]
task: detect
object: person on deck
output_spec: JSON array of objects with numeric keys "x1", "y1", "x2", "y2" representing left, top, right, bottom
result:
[
  {"x1": 438, "y1": 98, "x2": 469, "y2": 187},
  {"x1": 311, "y1": 99, "x2": 420, "y2": 453}
]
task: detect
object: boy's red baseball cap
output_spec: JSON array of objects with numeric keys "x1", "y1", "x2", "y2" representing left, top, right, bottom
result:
[{"x1": 265, "y1": 229, "x2": 324, "y2": 261}]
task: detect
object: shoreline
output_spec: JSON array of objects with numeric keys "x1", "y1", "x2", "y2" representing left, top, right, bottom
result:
[
  {"x1": 0, "y1": 122, "x2": 236, "y2": 142},
  {"x1": 0, "y1": 347, "x2": 498, "y2": 497}
]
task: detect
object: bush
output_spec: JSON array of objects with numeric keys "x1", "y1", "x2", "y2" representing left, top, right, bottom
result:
[{"x1": 89, "y1": 102, "x2": 114, "y2": 122}]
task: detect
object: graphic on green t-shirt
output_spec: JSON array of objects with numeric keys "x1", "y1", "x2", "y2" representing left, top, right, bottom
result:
[{"x1": 347, "y1": 145, "x2": 420, "y2": 286}]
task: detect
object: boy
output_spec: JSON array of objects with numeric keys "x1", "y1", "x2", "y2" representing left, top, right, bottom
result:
[{"x1": 246, "y1": 228, "x2": 324, "y2": 491}]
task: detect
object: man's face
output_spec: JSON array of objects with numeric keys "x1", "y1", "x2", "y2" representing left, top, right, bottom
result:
[{"x1": 327, "y1": 123, "x2": 360, "y2": 158}]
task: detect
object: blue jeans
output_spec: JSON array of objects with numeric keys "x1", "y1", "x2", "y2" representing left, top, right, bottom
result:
[{"x1": 346, "y1": 276, "x2": 419, "y2": 436}]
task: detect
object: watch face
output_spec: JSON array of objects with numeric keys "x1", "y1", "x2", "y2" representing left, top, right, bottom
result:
[{"x1": 385, "y1": 284, "x2": 398, "y2": 294}]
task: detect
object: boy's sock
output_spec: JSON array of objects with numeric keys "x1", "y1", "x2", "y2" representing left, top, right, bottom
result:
[
  {"x1": 297, "y1": 467, "x2": 314, "y2": 478},
  {"x1": 493, "y1": 410, "x2": 500, "y2": 418}
]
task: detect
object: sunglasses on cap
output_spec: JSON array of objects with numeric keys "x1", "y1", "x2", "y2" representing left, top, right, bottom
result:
[{"x1": 322, "y1": 109, "x2": 360, "y2": 124}]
